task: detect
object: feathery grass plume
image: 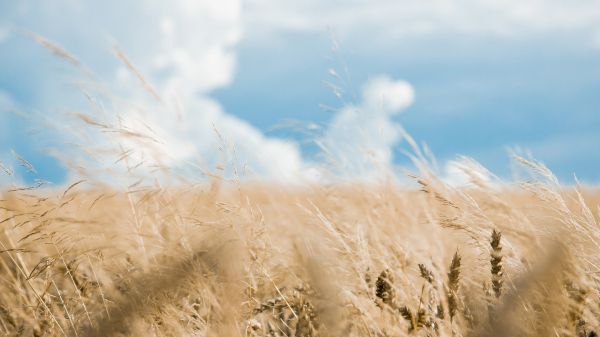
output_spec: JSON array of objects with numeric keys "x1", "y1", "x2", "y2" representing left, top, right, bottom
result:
[
  {"x1": 113, "y1": 47, "x2": 162, "y2": 102},
  {"x1": 418, "y1": 263, "x2": 444, "y2": 325},
  {"x1": 375, "y1": 269, "x2": 395, "y2": 308},
  {"x1": 26, "y1": 32, "x2": 81, "y2": 67},
  {"x1": 418, "y1": 263, "x2": 434, "y2": 284},
  {"x1": 245, "y1": 318, "x2": 262, "y2": 337},
  {"x1": 416, "y1": 308, "x2": 433, "y2": 329},
  {"x1": 437, "y1": 304, "x2": 445, "y2": 319},
  {"x1": 253, "y1": 285, "x2": 319, "y2": 337},
  {"x1": 565, "y1": 281, "x2": 592, "y2": 337},
  {"x1": 399, "y1": 306, "x2": 416, "y2": 332},
  {"x1": 11, "y1": 150, "x2": 37, "y2": 174},
  {"x1": 490, "y1": 229, "x2": 503, "y2": 298},
  {"x1": 364, "y1": 267, "x2": 373, "y2": 288},
  {"x1": 294, "y1": 294, "x2": 318, "y2": 337},
  {"x1": 447, "y1": 251, "x2": 461, "y2": 321},
  {"x1": 565, "y1": 281, "x2": 586, "y2": 322},
  {"x1": 0, "y1": 161, "x2": 13, "y2": 176}
]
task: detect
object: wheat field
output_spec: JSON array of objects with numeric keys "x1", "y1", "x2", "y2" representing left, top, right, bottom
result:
[
  {"x1": 1, "y1": 155, "x2": 599, "y2": 337},
  {"x1": 1, "y1": 32, "x2": 599, "y2": 337}
]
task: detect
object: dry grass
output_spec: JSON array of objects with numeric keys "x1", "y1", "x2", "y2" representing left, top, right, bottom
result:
[
  {"x1": 3, "y1": 32, "x2": 599, "y2": 337},
  {"x1": 0, "y1": 169, "x2": 599, "y2": 337}
]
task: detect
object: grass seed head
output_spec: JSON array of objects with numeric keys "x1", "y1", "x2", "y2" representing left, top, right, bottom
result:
[
  {"x1": 490, "y1": 229, "x2": 503, "y2": 298},
  {"x1": 399, "y1": 306, "x2": 416, "y2": 332},
  {"x1": 375, "y1": 269, "x2": 396, "y2": 307},
  {"x1": 418, "y1": 263, "x2": 435, "y2": 284},
  {"x1": 447, "y1": 251, "x2": 462, "y2": 320}
]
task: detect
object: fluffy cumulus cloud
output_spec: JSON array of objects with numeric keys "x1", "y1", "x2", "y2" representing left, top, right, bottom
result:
[
  {"x1": 0, "y1": 0, "x2": 305, "y2": 182},
  {"x1": 320, "y1": 75, "x2": 415, "y2": 179},
  {"x1": 11, "y1": 0, "x2": 579, "y2": 184}
]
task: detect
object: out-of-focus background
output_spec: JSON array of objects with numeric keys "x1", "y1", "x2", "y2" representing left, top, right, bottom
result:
[{"x1": 1, "y1": 1, "x2": 599, "y2": 185}]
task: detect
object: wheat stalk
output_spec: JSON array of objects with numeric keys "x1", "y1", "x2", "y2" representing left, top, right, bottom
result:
[
  {"x1": 490, "y1": 229, "x2": 503, "y2": 298},
  {"x1": 447, "y1": 251, "x2": 461, "y2": 321}
]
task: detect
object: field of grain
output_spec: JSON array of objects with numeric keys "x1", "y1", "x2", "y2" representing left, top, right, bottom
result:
[{"x1": 0, "y1": 155, "x2": 599, "y2": 337}]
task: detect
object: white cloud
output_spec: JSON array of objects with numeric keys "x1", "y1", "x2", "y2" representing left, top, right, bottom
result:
[
  {"x1": 361, "y1": 77, "x2": 415, "y2": 112},
  {"x1": 320, "y1": 75, "x2": 415, "y2": 179},
  {"x1": 2, "y1": 0, "x2": 307, "y2": 183},
  {"x1": 441, "y1": 156, "x2": 496, "y2": 188},
  {"x1": 244, "y1": 0, "x2": 600, "y2": 41},
  {"x1": 4, "y1": 1, "x2": 548, "y2": 184}
]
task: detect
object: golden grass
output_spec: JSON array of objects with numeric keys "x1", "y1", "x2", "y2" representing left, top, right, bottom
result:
[
  {"x1": 3, "y1": 32, "x2": 598, "y2": 337},
  {"x1": 0, "y1": 171, "x2": 599, "y2": 337}
]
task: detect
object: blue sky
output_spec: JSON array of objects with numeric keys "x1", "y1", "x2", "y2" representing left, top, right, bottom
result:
[
  {"x1": 1, "y1": 1, "x2": 600, "y2": 185},
  {"x1": 216, "y1": 33, "x2": 600, "y2": 180}
]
